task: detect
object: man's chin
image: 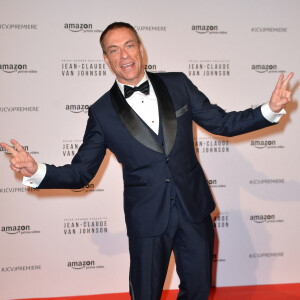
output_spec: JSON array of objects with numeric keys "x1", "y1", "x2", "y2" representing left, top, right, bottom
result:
[{"x1": 118, "y1": 74, "x2": 142, "y2": 85}]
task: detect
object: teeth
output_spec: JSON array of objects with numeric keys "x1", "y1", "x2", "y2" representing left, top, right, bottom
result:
[{"x1": 122, "y1": 63, "x2": 133, "y2": 68}]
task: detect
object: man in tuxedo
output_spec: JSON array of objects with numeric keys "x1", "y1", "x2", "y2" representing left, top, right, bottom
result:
[{"x1": 1, "y1": 22, "x2": 293, "y2": 300}]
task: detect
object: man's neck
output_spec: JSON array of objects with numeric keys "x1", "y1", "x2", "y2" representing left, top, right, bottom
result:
[{"x1": 117, "y1": 72, "x2": 148, "y2": 96}]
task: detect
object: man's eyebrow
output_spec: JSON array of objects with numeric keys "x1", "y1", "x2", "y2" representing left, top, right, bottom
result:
[
  {"x1": 125, "y1": 39, "x2": 136, "y2": 45},
  {"x1": 107, "y1": 45, "x2": 118, "y2": 49},
  {"x1": 107, "y1": 40, "x2": 136, "y2": 49}
]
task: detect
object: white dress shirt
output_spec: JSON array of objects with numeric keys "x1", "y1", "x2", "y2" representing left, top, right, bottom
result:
[
  {"x1": 117, "y1": 73, "x2": 159, "y2": 134},
  {"x1": 23, "y1": 73, "x2": 285, "y2": 188}
]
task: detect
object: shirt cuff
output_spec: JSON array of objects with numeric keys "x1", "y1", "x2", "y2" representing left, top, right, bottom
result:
[
  {"x1": 22, "y1": 163, "x2": 46, "y2": 188},
  {"x1": 261, "y1": 103, "x2": 286, "y2": 123}
]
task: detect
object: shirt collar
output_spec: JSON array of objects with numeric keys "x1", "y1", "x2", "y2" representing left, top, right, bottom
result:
[{"x1": 117, "y1": 72, "x2": 148, "y2": 97}]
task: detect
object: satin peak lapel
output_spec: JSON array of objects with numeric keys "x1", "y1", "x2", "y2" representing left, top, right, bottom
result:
[
  {"x1": 147, "y1": 72, "x2": 177, "y2": 157},
  {"x1": 110, "y1": 82, "x2": 164, "y2": 154}
]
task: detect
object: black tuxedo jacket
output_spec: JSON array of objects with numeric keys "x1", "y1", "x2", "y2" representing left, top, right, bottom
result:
[{"x1": 39, "y1": 72, "x2": 273, "y2": 238}]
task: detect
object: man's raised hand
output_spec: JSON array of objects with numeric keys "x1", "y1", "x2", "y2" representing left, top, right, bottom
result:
[
  {"x1": 0, "y1": 139, "x2": 38, "y2": 177},
  {"x1": 269, "y1": 72, "x2": 294, "y2": 113}
]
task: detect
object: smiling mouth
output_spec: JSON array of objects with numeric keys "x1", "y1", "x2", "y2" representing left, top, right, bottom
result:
[{"x1": 121, "y1": 62, "x2": 134, "y2": 69}]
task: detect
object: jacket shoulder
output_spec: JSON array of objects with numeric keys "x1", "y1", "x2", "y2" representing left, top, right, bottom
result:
[
  {"x1": 90, "y1": 89, "x2": 111, "y2": 111},
  {"x1": 154, "y1": 71, "x2": 187, "y2": 81},
  {"x1": 148, "y1": 72, "x2": 189, "y2": 88}
]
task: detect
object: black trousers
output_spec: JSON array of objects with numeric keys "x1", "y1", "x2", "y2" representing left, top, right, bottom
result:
[{"x1": 128, "y1": 199, "x2": 214, "y2": 300}]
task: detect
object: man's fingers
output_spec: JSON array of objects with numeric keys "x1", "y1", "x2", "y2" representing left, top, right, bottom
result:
[
  {"x1": 274, "y1": 73, "x2": 284, "y2": 92},
  {"x1": 10, "y1": 156, "x2": 26, "y2": 167},
  {"x1": 1, "y1": 139, "x2": 26, "y2": 155},
  {"x1": 0, "y1": 142, "x2": 18, "y2": 156},
  {"x1": 276, "y1": 98, "x2": 289, "y2": 108},
  {"x1": 10, "y1": 164, "x2": 20, "y2": 173},
  {"x1": 10, "y1": 156, "x2": 17, "y2": 165},
  {"x1": 281, "y1": 72, "x2": 294, "y2": 90},
  {"x1": 14, "y1": 161, "x2": 33, "y2": 169},
  {"x1": 10, "y1": 164, "x2": 32, "y2": 177},
  {"x1": 11, "y1": 139, "x2": 26, "y2": 153},
  {"x1": 285, "y1": 91, "x2": 292, "y2": 101}
]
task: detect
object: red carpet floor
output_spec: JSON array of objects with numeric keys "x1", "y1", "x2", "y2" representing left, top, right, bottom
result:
[{"x1": 16, "y1": 283, "x2": 300, "y2": 300}]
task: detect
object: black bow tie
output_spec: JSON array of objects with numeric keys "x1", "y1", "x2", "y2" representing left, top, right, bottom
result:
[{"x1": 124, "y1": 81, "x2": 150, "y2": 99}]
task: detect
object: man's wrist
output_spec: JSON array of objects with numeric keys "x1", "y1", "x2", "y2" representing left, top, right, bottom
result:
[
  {"x1": 261, "y1": 103, "x2": 286, "y2": 123},
  {"x1": 22, "y1": 163, "x2": 46, "y2": 188}
]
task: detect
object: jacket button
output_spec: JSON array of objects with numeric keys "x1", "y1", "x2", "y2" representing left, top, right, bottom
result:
[
  {"x1": 166, "y1": 157, "x2": 169, "y2": 163},
  {"x1": 164, "y1": 179, "x2": 170, "y2": 183}
]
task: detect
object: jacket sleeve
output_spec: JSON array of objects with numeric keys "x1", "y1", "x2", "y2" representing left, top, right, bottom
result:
[
  {"x1": 182, "y1": 73, "x2": 274, "y2": 137},
  {"x1": 38, "y1": 107, "x2": 107, "y2": 189}
]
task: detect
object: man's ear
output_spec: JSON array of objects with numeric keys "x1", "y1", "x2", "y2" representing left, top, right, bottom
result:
[
  {"x1": 139, "y1": 44, "x2": 144, "y2": 59},
  {"x1": 103, "y1": 52, "x2": 110, "y2": 68}
]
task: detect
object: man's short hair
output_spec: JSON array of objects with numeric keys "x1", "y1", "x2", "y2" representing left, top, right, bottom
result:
[{"x1": 100, "y1": 22, "x2": 141, "y2": 53}]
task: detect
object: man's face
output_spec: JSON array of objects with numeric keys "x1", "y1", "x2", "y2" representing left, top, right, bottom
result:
[{"x1": 102, "y1": 27, "x2": 144, "y2": 86}]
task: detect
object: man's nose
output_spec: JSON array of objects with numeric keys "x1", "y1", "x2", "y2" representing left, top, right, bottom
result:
[{"x1": 120, "y1": 47, "x2": 129, "y2": 59}]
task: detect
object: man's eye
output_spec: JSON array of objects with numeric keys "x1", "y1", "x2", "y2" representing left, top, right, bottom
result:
[
  {"x1": 109, "y1": 48, "x2": 119, "y2": 55},
  {"x1": 127, "y1": 44, "x2": 134, "y2": 49}
]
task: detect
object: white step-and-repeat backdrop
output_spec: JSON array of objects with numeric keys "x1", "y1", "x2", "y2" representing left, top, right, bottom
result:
[{"x1": 1, "y1": 1, "x2": 299, "y2": 299}]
